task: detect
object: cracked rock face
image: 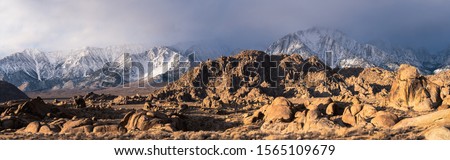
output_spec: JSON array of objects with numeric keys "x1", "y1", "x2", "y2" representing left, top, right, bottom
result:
[{"x1": 389, "y1": 64, "x2": 442, "y2": 111}]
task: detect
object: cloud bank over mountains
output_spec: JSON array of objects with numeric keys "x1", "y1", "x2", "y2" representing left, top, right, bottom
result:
[{"x1": 1, "y1": 0, "x2": 450, "y2": 57}]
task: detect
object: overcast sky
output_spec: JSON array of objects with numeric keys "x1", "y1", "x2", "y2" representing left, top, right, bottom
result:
[{"x1": 1, "y1": 0, "x2": 450, "y2": 57}]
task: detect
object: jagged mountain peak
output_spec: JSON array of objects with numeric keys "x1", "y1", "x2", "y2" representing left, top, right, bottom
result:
[
  {"x1": 5, "y1": 49, "x2": 47, "y2": 60},
  {"x1": 268, "y1": 27, "x2": 370, "y2": 68},
  {"x1": 267, "y1": 27, "x2": 441, "y2": 73}
]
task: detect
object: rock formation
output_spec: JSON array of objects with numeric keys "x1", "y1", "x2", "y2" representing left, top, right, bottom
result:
[
  {"x1": 120, "y1": 110, "x2": 185, "y2": 132},
  {"x1": 152, "y1": 50, "x2": 341, "y2": 108},
  {"x1": 0, "y1": 81, "x2": 29, "y2": 103},
  {"x1": 389, "y1": 64, "x2": 442, "y2": 111},
  {"x1": 1, "y1": 50, "x2": 449, "y2": 140}
]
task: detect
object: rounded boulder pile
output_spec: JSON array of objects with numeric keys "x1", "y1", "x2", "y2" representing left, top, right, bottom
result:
[{"x1": 263, "y1": 97, "x2": 294, "y2": 122}]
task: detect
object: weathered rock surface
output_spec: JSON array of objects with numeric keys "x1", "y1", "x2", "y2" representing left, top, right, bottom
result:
[
  {"x1": 152, "y1": 50, "x2": 338, "y2": 106},
  {"x1": 120, "y1": 111, "x2": 184, "y2": 132},
  {"x1": 243, "y1": 111, "x2": 264, "y2": 125},
  {"x1": 38, "y1": 125, "x2": 56, "y2": 134},
  {"x1": 393, "y1": 109, "x2": 450, "y2": 130},
  {"x1": 263, "y1": 97, "x2": 294, "y2": 122},
  {"x1": 422, "y1": 127, "x2": 450, "y2": 140},
  {"x1": 342, "y1": 101, "x2": 377, "y2": 126},
  {"x1": 93, "y1": 125, "x2": 126, "y2": 134},
  {"x1": 113, "y1": 96, "x2": 127, "y2": 105},
  {"x1": 143, "y1": 102, "x2": 154, "y2": 111},
  {"x1": 389, "y1": 64, "x2": 442, "y2": 111},
  {"x1": 23, "y1": 121, "x2": 41, "y2": 133},
  {"x1": 325, "y1": 103, "x2": 336, "y2": 116},
  {"x1": 60, "y1": 118, "x2": 94, "y2": 134},
  {"x1": 370, "y1": 111, "x2": 398, "y2": 128},
  {"x1": 14, "y1": 97, "x2": 57, "y2": 118}
]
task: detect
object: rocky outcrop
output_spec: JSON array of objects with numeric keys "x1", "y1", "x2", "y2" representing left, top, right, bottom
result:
[
  {"x1": 112, "y1": 96, "x2": 127, "y2": 105},
  {"x1": 13, "y1": 97, "x2": 58, "y2": 119},
  {"x1": 152, "y1": 50, "x2": 342, "y2": 109},
  {"x1": 0, "y1": 81, "x2": 29, "y2": 103},
  {"x1": 389, "y1": 64, "x2": 442, "y2": 111},
  {"x1": 3, "y1": 49, "x2": 450, "y2": 140},
  {"x1": 370, "y1": 111, "x2": 398, "y2": 128},
  {"x1": 0, "y1": 97, "x2": 66, "y2": 131},
  {"x1": 60, "y1": 118, "x2": 94, "y2": 134},
  {"x1": 422, "y1": 127, "x2": 450, "y2": 140},
  {"x1": 245, "y1": 96, "x2": 340, "y2": 134},
  {"x1": 83, "y1": 92, "x2": 117, "y2": 102},
  {"x1": 262, "y1": 97, "x2": 294, "y2": 122},
  {"x1": 93, "y1": 125, "x2": 126, "y2": 134},
  {"x1": 201, "y1": 97, "x2": 223, "y2": 109},
  {"x1": 120, "y1": 110, "x2": 185, "y2": 132},
  {"x1": 23, "y1": 121, "x2": 41, "y2": 133},
  {"x1": 393, "y1": 109, "x2": 450, "y2": 130},
  {"x1": 341, "y1": 99, "x2": 377, "y2": 126},
  {"x1": 111, "y1": 95, "x2": 147, "y2": 105}
]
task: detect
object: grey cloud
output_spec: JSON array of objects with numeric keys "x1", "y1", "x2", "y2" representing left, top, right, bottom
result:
[{"x1": 1, "y1": 0, "x2": 450, "y2": 57}]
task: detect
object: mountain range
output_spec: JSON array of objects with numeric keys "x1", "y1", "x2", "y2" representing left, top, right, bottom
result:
[
  {"x1": 266, "y1": 27, "x2": 447, "y2": 72},
  {"x1": 0, "y1": 44, "x2": 235, "y2": 91},
  {"x1": 0, "y1": 27, "x2": 449, "y2": 92}
]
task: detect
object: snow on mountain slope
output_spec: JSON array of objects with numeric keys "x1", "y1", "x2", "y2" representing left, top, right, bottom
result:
[
  {"x1": 0, "y1": 45, "x2": 196, "y2": 91},
  {"x1": 266, "y1": 27, "x2": 430, "y2": 72},
  {"x1": 117, "y1": 46, "x2": 191, "y2": 81},
  {"x1": 1, "y1": 28, "x2": 448, "y2": 91},
  {"x1": 434, "y1": 66, "x2": 450, "y2": 74},
  {"x1": 0, "y1": 49, "x2": 54, "y2": 82},
  {"x1": 58, "y1": 45, "x2": 146, "y2": 79},
  {"x1": 143, "y1": 46, "x2": 190, "y2": 77}
]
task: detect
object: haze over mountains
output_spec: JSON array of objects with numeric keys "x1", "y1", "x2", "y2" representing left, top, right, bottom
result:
[{"x1": 0, "y1": 28, "x2": 449, "y2": 92}]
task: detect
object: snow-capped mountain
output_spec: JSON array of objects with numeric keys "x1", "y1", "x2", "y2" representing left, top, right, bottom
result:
[
  {"x1": 0, "y1": 49, "x2": 52, "y2": 81},
  {"x1": 0, "y1": 45, "x2": 193, "y2": 91},
  {"x1": 123, "y1": 46, "x2": 191, "y2": 81},
  {"x1": 1, "y1": 27, "x2": 449, "y2": 91},
  {"x1": 56, "y1": 45, "x2": 146, "y2": 79},
  {"x1": 266, "y1": 27, "x2": 440, "y2": 73},
  {"x1": 0, "y1": 49, "x2": 57, "y2": 91}
]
